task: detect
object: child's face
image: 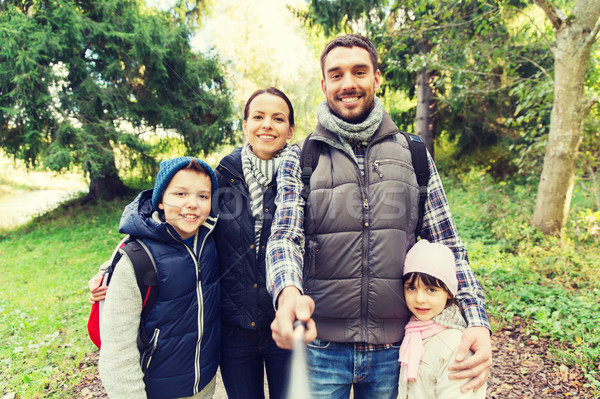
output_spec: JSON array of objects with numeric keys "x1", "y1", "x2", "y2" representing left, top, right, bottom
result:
[
  {"x1": 159, "y1": 169, "x2": 212, "y2": 240},
  {"x1": 404, "y1": 276, "x2": 451, "y2": 321}
]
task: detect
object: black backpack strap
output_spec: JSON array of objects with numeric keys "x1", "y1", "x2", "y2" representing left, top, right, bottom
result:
[
  {"x1": 120, "y1": 239, "x2": 158, "y2": 321},
  {"x1": 399, "y1": 131, "x2": 429, "y2": 235},
  {"x1": 300, "y1": 135, "x2": 321, "y2": 202}
]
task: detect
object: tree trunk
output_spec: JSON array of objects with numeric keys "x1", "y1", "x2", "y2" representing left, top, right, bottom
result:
[
  {"x1": 415, "y1": 67, "x2": 436, "y2": 157},
  {"x1": 533, "y1": 2, "x2": 600, "y2": 235},
  {"x1": 82, "y1": 157, "x2": 131, "y2": 204},
  {"x1": 85, "y1": 173, "x2": 130, "y2": 203}
]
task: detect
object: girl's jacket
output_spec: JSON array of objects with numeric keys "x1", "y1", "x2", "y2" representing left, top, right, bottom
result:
[{"x1": 99, "y1": 189, "x2": 220, "y2": 399}]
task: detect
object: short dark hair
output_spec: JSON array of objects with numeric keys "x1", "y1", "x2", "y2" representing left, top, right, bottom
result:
[
  {"x1": 320, "y1": 34, "x2": 379, "y2": 77},
  {"x1": 183, "y1": 158, "x2": 209, "y2": 176},
  {"x1": 243, "y1": 87, "x2": 295, "y2": 127},
  {"x1": 403, "y1": 272, "x2": 457, "y2": 307}
]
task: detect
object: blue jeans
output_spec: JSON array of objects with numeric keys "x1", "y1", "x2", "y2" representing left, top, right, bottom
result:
[
  {"x1": 306, "y1": 339, "x2": 400, "y2": 399},
  {"x1": 220, "y1": 324, "x2": 292, "y2": 399}
]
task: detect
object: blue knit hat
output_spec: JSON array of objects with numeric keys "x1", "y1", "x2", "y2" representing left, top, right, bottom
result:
[{"x1": 151, "y1": 156, "x2": 218, "y2": 211}]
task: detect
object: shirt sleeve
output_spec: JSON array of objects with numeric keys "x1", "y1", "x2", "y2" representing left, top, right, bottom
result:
[
  {"x1": 98, "y1": 255, "x2": 147, "y2": 398},
  {"x1": 419, "y1": 151, "x2": 491, "y2": 331},
  {"x1": 266, "y1": 144, "x2": 306, "y2": 307}
]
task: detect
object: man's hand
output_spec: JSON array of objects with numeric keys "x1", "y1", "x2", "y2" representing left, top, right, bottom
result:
[
  {"x1": 88, "y1": 272, "x2": 107, "y2": 304},
  {"x1": 448, "y1": 326, "x2": 492, "y2": 393},
  {"x1": 270, "y1": 287, "x2": 317, "y2": 350}
]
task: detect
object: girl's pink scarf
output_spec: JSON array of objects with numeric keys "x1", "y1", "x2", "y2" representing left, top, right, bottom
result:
[{"x1": 398, "y1": 316, "x2": 447, "y2": 381}]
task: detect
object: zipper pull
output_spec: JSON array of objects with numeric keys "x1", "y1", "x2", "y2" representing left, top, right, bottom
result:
[
  {"x1": 372, "y1": 161, "x2": 383, "y2": 178},
  {"x1": 363, "y1": 198, "x2": 369, "y2": 210}
]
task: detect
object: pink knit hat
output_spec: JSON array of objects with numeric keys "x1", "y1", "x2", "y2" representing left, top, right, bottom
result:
[{"x1": 403, "y1": 240, "x2": 458, "y2": 296}]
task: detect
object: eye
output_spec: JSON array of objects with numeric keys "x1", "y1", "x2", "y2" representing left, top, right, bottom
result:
[
  {"x1": 405, "y1": 285, "x2": 415, "y2": 292},
  {"x1": 253, "y1": 115, "x2": 263, "y2": 120},
  {"x1": 274, "y1": 117, "x2": 285, "y2": 123},
  {"x1": 427, "y1": 287, "x2": 438, "y2": 294}
]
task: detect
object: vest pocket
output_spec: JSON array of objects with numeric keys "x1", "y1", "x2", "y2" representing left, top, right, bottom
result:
[{"x1": 371, "y1": 159, "x2": 413, "y2": 178}]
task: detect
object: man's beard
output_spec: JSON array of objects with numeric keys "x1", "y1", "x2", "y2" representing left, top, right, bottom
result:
[{"x1": 328, "y1": 95, "x2": 375, "y2": 124}]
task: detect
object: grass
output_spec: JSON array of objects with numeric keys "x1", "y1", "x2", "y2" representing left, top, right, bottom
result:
[
  {"x1": 0, "y1": 197, "x2": 126, "y2": 397},
  {"x1": 0, "y1": 163, "x2": 599, "y2": 397}
]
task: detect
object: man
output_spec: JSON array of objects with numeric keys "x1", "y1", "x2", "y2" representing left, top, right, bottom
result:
[{"x1": 266, "y1": 34, "x2": 492, "y2": 398}]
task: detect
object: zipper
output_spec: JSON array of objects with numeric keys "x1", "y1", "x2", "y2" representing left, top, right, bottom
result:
[
  {"x1": 165, "y1": 222, "x2": 215, "y2": 393},
  {"x1": 371, "y1": 159, "x2": 413, "y2": 178},
  {"x1": 141, "y1": 328, "x2": 160, "y2": 372},
  {"x1": 360, "y1": 147, "x2": 371, "y2": 342}
]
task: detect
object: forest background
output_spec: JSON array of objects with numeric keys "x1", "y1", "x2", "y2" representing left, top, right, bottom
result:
[{"x1": 0, "y1": 0, "x2": 599, "y2": 398}]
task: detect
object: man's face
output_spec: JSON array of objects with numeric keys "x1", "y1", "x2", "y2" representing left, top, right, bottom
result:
[{"x1": 321, "y1": 46, "x2": 381, "y2": 123}]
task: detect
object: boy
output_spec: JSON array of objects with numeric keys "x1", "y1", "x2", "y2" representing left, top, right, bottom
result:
[{"x1": 99, "y1": 157, "x2": 220, "y2": 398}]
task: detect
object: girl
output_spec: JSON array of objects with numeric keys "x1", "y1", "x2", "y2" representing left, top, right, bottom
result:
[
  {"x1": 398, "y1": 239, "x2": 487, "y2": 399},
  {"x1": 214, "y1": 87, "x2": 294, "y2": 399}
]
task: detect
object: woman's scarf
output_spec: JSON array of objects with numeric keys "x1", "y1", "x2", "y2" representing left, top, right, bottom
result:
[
  {"x1": 241, "y1": 143, "x2": 289, "y2": 252},
  {"x1": 315, "y1": 97, "x2": 384, "y2": 161}
]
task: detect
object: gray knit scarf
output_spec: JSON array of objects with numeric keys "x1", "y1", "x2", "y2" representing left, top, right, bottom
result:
[
  {"x1": 315, "y1": 97, "x2": 384, "y2": 161},
  {"x1": 241, "y1": 143, "x2": 289, "y2": 253},
  {"x1": 432, "y1": 304, "x2": 468, "y2": 331}
]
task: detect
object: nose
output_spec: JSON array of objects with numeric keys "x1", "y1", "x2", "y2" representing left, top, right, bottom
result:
[
  {"x1": 416, "y1": 289, "x2": 426, "y2": 303},
  {"x1": 340, "y1": 72, "x2": 357, "y2": 91},
  {"x1": 185, "y1": 196, "x2": 199, "y2": 209},
  {"x1": 262, "y1": 117, "x2": 273, "y2": 130}
]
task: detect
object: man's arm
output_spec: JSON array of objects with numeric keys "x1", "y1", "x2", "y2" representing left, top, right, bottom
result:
[
  {"x1": 419, "y1": 152, "x2": 492, "y2": 391},
  {"x1": 266, "y1": 145, "x2": 317, "y2": 348}
]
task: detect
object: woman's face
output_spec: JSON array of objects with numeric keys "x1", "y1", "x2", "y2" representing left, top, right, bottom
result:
[{"x1": 243, "y1": 93, "x2": 294, "y2": 160}]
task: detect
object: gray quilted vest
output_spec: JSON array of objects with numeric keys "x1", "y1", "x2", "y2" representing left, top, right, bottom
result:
[{"x1": 303, "y1": 112, "x2": 419, "y2": 344}]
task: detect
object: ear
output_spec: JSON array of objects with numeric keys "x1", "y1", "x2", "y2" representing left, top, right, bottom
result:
[
  {"x1": 158, "y1": 201, "x2": 165, "y2": 210},
  {"x1": 321, "y1": 78, "x2": 326, "y2": 95},
  {"x1": 242, "y1": 120, "x2": 248, "y2": 138},
  {"x1": 374, "y1": 69, "x2": 382, "y2": 91},
  {"x1": 287, "y1": 125, "x2": 295, "y2": 140}
]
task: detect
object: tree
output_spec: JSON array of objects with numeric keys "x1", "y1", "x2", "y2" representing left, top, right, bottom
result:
[
  {"x1": 532, "y1": 0, "x2": 600, "y2": 235},
  {"x1": 0, "y1": 0, "x2": 233, "y2": 201},
  {"x1": 302, "y1": 0, "x2": 535, "y2": 159},
  {"x1": 196, "y1": 0, "x2": 323, "y2": 138}
]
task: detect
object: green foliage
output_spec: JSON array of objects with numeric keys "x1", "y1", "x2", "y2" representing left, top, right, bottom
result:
[
  {"x1": 442, "y1": 167, "x2": 600, "y2": 388},
  {"x1": 0, "y1": 0, "x2": 233, "y2": 197}
]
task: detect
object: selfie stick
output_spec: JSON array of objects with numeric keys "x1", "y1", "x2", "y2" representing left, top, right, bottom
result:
[{"x1": 286, "y1": 320, "x2": 311, "y2": 399}]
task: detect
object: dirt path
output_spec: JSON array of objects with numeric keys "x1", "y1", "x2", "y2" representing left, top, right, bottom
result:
[{"x1": 74, "y1": 317, "x2": 596, "y2": 399}]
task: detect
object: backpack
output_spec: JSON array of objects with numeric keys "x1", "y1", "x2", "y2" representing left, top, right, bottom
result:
[
  {"x1": 300, "y1": 131, "x2": 429, "y2": 233},
  {"x1": 87, "y1": 235, "x2": 158, "y2": 351}
]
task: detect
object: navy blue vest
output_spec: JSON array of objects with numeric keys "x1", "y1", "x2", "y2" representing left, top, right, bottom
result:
[{"x1": 215, "y1": 148, "x2": 277, "y2": 331}]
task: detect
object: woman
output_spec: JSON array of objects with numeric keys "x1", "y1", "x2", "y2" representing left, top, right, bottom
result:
[
  {"x1": 213, "y1": 87, "x2": 294, "y2": 399},
  {"x1": 89, "y1": 87, "x2": 295, "y2": 399}
]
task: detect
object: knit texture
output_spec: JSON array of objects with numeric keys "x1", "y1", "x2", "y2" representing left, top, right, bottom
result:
[
  {"x1": 315, "y1": 97, "x2": 384, "y2": 161},
  {"x1": 399, "y1": 317, "x2": 447, "y2": 382},
  {"x1": 404, "y1": 239, "x2": 458, "y2": 296},
  {"x1": 151, "y1": 156, "x2": 218, "y2": 211},
  {"x1": 241, "y1": 143, "x2": 288, "y2": 251}
]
